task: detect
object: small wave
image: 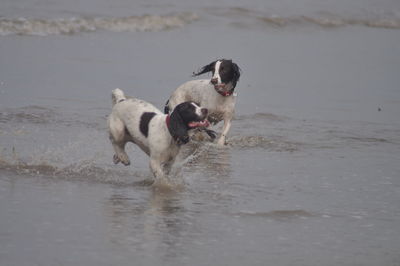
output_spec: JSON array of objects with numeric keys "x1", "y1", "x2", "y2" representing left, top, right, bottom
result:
[
  {"x1": 226, "y1": 135, "x2": 300, "y2": 152},
  {"x1": 258, "y1": 15, "x2": 400, "y2": 29},
  {"x1": 0, "y1": 12, "x2": 199, "y2": 36},
  {"x1": 235, "y1": 112, "x2": 287, "y2": 122},
  {"x1": 0, "y1": 105, "x2": 105, "y2": 129},
  {"x1": 206, "y1": 6, "x2": 400, "y2": 30},
  {"x1": 0, "y1": 105, "x2": 55, "y2": 124},
  {"x1": 233, "y1": 210, "x2": 314, "y2": 221}
]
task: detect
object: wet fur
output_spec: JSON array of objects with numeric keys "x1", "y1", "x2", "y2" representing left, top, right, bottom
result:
[
  {"x1": 165, "y1": 59, "x2": 241, "y2": 146},
  {"x1": 108, "y1": 88, "x2": 206, "y2": 179}
]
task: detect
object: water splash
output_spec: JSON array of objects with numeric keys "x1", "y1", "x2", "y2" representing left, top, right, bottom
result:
[{"x1": 0, "y1": 158, "x2": 152, "y2": 186}]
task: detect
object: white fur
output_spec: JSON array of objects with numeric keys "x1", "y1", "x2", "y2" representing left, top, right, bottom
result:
[
  {"x1": 192, "y1": 102, "x2": 204, "y2": 117},
  {"x1": 108, "y1": 89, "x2": 179, "y2": 179},
  {"x1": 212, "y1": 60, "x2": 222, "y2": 84}
]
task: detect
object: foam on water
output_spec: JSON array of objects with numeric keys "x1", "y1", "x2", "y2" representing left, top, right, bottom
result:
[
  {"x1": 206, "y1": 6, "x2": 400, "y2": 30},
  {"x1": 0, "y1": 12, "x2": 199, "y2": 36},
  {"x1": 257, "y1": 15, "x2": 400, "y2": 29},
  {"x1": 1, "y1": 8, "x2": 400, "y2": 37}
]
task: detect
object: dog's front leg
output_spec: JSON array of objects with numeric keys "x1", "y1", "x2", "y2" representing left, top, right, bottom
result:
[
  {"x1": 217, "y1": 118, "x2": 232, "y2": 146},
  {"x1": 149, "y1": 157, "x2": 165, "y2": 179}
]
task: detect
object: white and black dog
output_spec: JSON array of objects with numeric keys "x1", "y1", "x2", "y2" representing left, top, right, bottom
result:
[
  {"x1": 108, "y1": 88, "x2": 209, "y2": 179},
  {"x1": 164, "y1": 59, "x2": 241, "y2": 146}
]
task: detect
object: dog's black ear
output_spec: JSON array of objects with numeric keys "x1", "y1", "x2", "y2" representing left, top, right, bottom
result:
[
  {"x1": 168, "y1": 109, "x2": 189, "y2": 145},
  {"x1": 231, "y1": 62, "x2": 241, "y2": 89},
  {"x1": 192, "y1": 61, "x2": 217, "y2": 77}
]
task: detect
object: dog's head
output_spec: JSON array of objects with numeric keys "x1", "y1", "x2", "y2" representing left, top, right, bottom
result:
[
  {"x1": 192, "y1": 59, "x2": 241, "y2": 95},
  {"x1": 168, "y1": 102, "x2": 209, "y2": 145}
]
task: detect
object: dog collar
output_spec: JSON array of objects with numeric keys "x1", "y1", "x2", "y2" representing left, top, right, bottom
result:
[
  {"x1": 213, "y1": 83, "x2": 234, "y2": 97},
  {"x1": 166, "y1": 115, "x2": 170, "y2": 128},
  {"x1": 218, "y1": 90, "x2": 233, "y2": 97},
  {"x1": 216, "y1": 88, "x2": 234, "y2": 97}
]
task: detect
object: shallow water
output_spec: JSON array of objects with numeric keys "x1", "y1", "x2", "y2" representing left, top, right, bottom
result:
[{"x1": 1, "y1": 0, "x2": 400, "y2": 265}]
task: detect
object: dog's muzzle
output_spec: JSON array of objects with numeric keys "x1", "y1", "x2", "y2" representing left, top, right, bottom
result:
[
  {"x1": 188, "y1": 108, "x2": 209, "y2": 128},
  {"x1": 211, "y1": 79, "x2": 226, "y2": 91}
]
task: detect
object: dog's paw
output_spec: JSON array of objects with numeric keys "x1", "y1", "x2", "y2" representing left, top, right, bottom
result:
[
  {"x1": 113, "y1": 154, "x2": 130, "y2": 166},
  {"x1": 205, "y1": 129, "x2": 217, "y2": 140},
  {"x1": 113, "y1": 154, "x2": 121, "y2": 164},
  {"x1": 217, "y1": 137, "x2": 226, "y2": 147}
]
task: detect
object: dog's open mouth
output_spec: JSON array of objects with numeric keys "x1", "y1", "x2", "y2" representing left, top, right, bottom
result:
[{"x1": 188, "y1": 119, "x2": 210, "y2": 128}]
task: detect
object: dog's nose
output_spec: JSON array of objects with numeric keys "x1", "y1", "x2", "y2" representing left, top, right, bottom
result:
[
  {"x1": 201, "y1": 108, "x2": 208, "y2": 116},
  {"x1": 210, "y1": 78, "x2": 218, "y2": 85}
]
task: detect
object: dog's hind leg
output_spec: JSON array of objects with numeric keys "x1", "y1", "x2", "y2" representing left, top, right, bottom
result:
[
  {"x1": 108, "y1": 116, "x2": 131, "y2": 166},
  {"x1": 111, "y1": 141, "x2": 130, "y2": 166}
]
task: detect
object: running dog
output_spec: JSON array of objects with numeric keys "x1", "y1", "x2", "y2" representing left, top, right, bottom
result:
[
  {"x1": 108, "y1": 88, "x2": 209, "y2": 179},
  {"x1": 164, "y1": 59, "x2": 241, "y2": 146}
]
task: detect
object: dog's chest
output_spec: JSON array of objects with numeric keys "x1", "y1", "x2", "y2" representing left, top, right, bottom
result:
[
  {"x1": 208, "y1": 111, "x2": 224, "y2": 124},
  {"x1": 206, "y1": 100, "x2": 233, "y2": 124}
]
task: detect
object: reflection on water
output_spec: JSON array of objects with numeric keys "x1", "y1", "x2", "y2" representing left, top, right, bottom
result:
[{"x1": 103, "y1": 188, "x2": 193, "y2": 262}]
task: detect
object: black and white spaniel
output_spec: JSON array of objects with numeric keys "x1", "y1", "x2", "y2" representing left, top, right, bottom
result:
[
  {"x1": 108, "y1": 88, "x2": 208, "y2": 179},
  {"x1": 164, "y1": 59, "x2": 241, "y2": 146}
]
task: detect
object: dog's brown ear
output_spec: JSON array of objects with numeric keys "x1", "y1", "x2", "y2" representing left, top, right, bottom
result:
[{"x1": 192, "y1": 60, "x2": 217, "y2": 77}]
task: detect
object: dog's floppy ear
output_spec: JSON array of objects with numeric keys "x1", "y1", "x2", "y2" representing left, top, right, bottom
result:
[
  {"x1": 230, "y1": 62, "x2": 241, "y2": 89},
  {"x1": 168, "y1": 108, "x2": 189, "y2": 145},
  {"x1": 192, "y1": 61, "x2": 217, "y2": 77}
]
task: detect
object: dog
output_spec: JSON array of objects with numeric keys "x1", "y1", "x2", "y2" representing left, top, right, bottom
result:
[
  {"x1": 164, "y1": 59, "x2": 241, "y2": 146},
  {"x1": 108, "y1": 88, "x2": 209, "y2": 179}
]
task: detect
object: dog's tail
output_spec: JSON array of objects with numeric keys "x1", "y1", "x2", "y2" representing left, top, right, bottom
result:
[{"x1": 112, "y1": 88, "x2": 126, "y2": 106}]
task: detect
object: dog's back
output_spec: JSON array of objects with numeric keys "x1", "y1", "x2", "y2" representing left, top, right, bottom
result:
[
  {"x1": 166, "y1": 79, "x2": 235, "y2": 120},
  {"x1": 108, "y1": 88, "x2": 209, "y2": 177},
  {"x1": 165, "y1": 79, "x2": 214, "y2": 114},
  {"x1": 109, "y1": 89, "x2": 164, "y2": 156}
]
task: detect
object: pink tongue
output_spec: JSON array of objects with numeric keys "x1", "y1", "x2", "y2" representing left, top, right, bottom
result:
[{"x1": 188, "y1": 120, "x2": 210, "y2": 128}]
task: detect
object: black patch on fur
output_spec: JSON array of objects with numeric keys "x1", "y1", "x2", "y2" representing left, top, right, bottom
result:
[
  {"x1": 140, "y1": 112, "x2": 156, "y2": 137},
  {"x1": 164, "y1": 99, "x2": 170, "y2": 114},
  {"x1": 192, "y1": 60, "x2": 217, "y2": 77}
]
